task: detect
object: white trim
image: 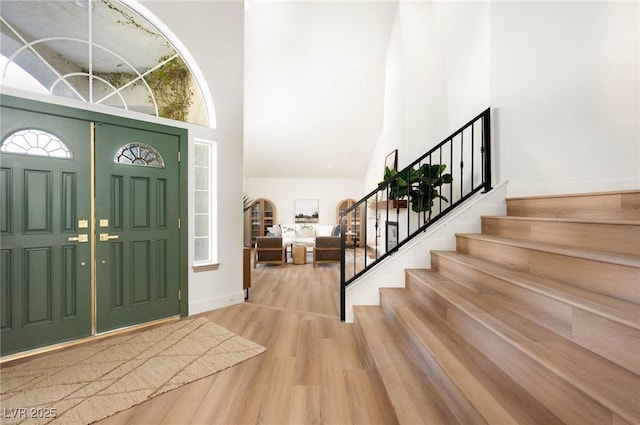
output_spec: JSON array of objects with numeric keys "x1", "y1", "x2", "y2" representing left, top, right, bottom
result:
[
  {"x1": 192, "y1": 137, "x2": 218, "y2": 266},
  {"x1": 189, "y1": 291, "x2": 245, "y2": 316}
]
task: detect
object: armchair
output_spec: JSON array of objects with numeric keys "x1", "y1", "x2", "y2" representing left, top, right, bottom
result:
[
  {"x1": 313, "y1": 236, "x2": 341, "y2": 267},
  {"x1": 254, "y1": 236, "x2": 285, "y2": 268}
]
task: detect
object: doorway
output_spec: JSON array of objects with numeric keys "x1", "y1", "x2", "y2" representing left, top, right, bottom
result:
[{"x1": 0, "y1": 97, "x2": 187, "y2": 356}]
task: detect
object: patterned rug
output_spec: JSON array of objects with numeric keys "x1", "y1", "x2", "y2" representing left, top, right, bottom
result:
[{"x1": 1, "y1": 317, "x2": 265, "y2": 424}]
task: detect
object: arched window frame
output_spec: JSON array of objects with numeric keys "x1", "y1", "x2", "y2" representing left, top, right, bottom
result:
[
  {"x1": 113, "y1": 142, "x2": 165, "y2": 168},
  {"x1": 0, "y1": 0, "x2": 216, "y2": 127},
  {"x1": 0, "y1": 128, "x2": 73, "y2": 159}
]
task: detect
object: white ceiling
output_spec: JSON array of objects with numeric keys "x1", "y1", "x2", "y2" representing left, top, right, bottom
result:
[
  {"x1": 1, "y1": 0, "x2": 398, "y2": 180},
  {"x1": 243, "y1": 1, "x2": 397, "y2": 179}
]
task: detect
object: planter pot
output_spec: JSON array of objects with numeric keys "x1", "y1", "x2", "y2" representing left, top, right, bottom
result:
[{"x1": 375, "y1": 200, "x2": 408, "y2": 209}]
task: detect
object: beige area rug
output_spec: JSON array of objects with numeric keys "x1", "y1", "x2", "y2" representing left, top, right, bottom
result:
[{"x1": 1, "y1": 317, "x2": 265, "y2": 425}]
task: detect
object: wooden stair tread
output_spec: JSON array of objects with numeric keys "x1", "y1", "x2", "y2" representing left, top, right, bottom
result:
[
  {"x1": 506, "y1": 190, "x2": 640, "y2": 220},
  {"x1": 456, "y1": 233, "x2": 640, "y2": 268},
  {"x1": 380, "y1": 288, "x2": 564, "y2": 425},
  {"x1": 431, "y1": 250, "x2": 640, "y2": 330},
  {"x1": 482, "y1": 215, "x2": 640, "y2": 226},
  {"x1": 354, "y1": 306, "x2": 457, "y2": 425},
  {"x1": 406, "y1": 269, "x2": 640, "y2": 424}
]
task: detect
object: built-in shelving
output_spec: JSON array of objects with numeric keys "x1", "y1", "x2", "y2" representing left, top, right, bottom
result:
[
  {"x1": 249, "y1": 198, "x2": 276, "y2": 246},
  {"x1": 337, "y1": 199, "x2": 361, "y2": 247}
]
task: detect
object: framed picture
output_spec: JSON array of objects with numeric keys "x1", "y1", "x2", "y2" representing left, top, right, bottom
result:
[
  {"x1": 384, "y1": 149, "x2": 398, "y2": 173},
  {"x1": 386, "y1": 221, "x2": 398, "y2": 251},
  {"x1": 294, "y1": 199, "x2": 319, "y2": 223}
]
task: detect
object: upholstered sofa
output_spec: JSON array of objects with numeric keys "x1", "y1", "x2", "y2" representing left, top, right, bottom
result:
[{"x1": 266, "y1": 223, "x2": 340, "y2": 248}]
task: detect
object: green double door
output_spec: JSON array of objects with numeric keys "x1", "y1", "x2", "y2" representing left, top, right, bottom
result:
[{"x1": 1, "y1": 106, "x2": 182, "y2": 356}]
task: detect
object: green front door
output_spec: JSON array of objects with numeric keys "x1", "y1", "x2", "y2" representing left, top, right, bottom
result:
[
  {"x1": 94, "y1": 123, "x2": 181, "y2": 333},
  {"x1": 1, "y1": 98, "x2": 185, "y2": 356},
  {"x1": 0, "y1": 108, "x2": 92, "y2": 355}
]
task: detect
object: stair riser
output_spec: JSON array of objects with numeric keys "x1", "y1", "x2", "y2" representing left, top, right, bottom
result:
[
  {"x1": 401, "y1": 279, "x2": 615, "y2": 424},
  {"x1": 456, "y1": 236, "x2": 640, "y2": 304},
  {"x1": 354, "y1": 306, "x2": 450, "y2": 425},
  {"x1": 481, "y1": 218, "x2": 640, "y2": 256},
  {"x1": 506, "y1": 191, "x2": 640, "y2": 220},
  {"x1": 405, "y1": 276, "x2": 448, "y2": 318},
  {"x1": 379, "y1": 294, "x2": 491, "y2": 425},
  {"x1": 431, "y1": 253, "x2": 573, "y2": 338},
  {"x1": 353, "y1": 311, "x2": 377, "y2": 374},
  {"x1": 572, "y1": 309, "x2": 640, "y2": 375},
  {"x1": 431, "y1": 254, "x2": 640, "y2": 374},
  {"x1": 445, "y1": 306, "x2": 614, "y2": 425},
  {"x1": 353, "y1": 310, "x2": 402, "y2": 425}
]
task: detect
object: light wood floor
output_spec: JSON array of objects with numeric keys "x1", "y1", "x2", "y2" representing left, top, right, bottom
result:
[{"x1": 97, "y1": 251, "x2": 398, "y2": 425}]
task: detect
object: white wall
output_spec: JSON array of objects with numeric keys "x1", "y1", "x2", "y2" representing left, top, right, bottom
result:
[
  {"x1": 491, "y1": 1, "x2": 639, "y2": 196},
  {"x1": 364, "y1": 1, "x2": 491, "y2": 189},
  {"x1": 364, "y1": 7, "x2": 404, "y2": 190},
  {"x1": 244, "y1": 177, "x2": 365, "y2": 243},
  {"x1": 142, "y1": 1, "x2": 246, "y2": 314},
  {"x1": 365, "y1": 0, "x2": 639, "y2": 199}
]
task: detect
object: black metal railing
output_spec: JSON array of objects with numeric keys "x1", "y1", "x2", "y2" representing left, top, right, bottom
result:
[{"x1": 339, "y1": 108, "x2": 492, "y2": 321}]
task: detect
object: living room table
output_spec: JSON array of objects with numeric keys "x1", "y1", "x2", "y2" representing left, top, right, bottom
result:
[{"x1": 292, "y1": 244, "x2": 307, "y2": 265}]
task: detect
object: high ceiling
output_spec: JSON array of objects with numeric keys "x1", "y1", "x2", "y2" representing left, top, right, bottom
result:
[
  {"x1": 243, "y1": 1, "x2": 397, "y2": 179},
  {"x1": 1, "y1": 0, "x2": 398, "y2": 180}
]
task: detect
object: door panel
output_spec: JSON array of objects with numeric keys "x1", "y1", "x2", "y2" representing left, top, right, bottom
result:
[
  {"x1": 0, "y1": 107, "x2": 92, "y2": 355},
  {"x1": 94, "y1": 123, "x2": 180, "y2": 333}
]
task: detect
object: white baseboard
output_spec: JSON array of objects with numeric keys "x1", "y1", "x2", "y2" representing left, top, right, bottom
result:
[{"x1": 188, "y1": 291, "x2": 245, "y2": 316}]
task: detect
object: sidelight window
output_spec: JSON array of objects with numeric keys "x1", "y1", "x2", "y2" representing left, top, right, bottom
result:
[{"x1": 193, "y1": 139, "x2": 217, "y2": 265}]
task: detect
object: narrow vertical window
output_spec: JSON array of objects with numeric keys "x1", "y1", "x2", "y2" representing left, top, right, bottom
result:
[{"x1": 193, "y1": 139, "x2": 217, "y2": 266}]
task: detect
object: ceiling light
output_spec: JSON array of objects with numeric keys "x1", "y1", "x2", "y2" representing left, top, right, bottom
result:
[{"x1": 75, "y1": 0, "x2": 91, "y2": 8}]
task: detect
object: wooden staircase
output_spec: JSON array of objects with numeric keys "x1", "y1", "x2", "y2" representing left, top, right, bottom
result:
[{"x1": 354, "y1": 190, "x2": 640, "y2": 425}]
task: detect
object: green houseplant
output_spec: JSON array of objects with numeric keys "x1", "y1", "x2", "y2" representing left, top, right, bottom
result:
[
  {"x1": 379, "y1": 164, "x2": 453, "y2": 220},
  {"x1": 243, "y1": 195, "x2": 253, "y2": 212}
]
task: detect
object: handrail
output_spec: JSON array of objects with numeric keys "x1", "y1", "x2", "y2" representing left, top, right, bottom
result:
[{"x1": 339, "y1": 108, "x2": 491, "y2": 321}]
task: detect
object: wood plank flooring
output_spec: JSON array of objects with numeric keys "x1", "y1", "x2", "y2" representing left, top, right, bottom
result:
[{"x1": 97, "y1": 251, "x2": 397, "y2": 425}]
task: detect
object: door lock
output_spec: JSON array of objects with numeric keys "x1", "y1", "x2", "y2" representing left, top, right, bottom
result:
[
  {"x1": 67, "y1": 234, "x2": 89, "y2": 243},
  {"x1": 99, "y1": 233, "x2": 120, "y2": 241}
]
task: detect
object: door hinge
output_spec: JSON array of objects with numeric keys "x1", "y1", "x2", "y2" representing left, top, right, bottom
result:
[
  {"x1": 178, "y1": 289, "x2": 181, "y2": 301},
  {"x1": 177, "y1": 151, "x2": 181, "y2": 162},
  {"x1": 177, "y1": 218, "x2": 181, "y2": 229}
]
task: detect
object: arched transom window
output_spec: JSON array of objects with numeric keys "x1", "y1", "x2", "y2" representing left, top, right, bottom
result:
[
  {"x1": 114, "y1": 142, "x2": 165, "y2": 168},
  {"x1": 0, "y1": 0, "x2": 207, "y2": 126},
  {"x1": 0, "y1": 128, "x2": 73, "y2": 159}
]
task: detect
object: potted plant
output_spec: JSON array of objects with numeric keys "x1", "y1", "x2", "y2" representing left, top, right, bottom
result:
[
  {"x1": 243, "y1": 195, "x2": 253, "y2": 212},
  {"x1": 378, "y1": 164, "x2": 453, "y2": 220}
]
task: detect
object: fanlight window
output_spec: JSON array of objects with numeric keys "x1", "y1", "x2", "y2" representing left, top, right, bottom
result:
[
  {"x1": 0, "y1": 129, "x2": 72, "y2": 159},
  {"x1": 0, "y1": 0, "x2": 208, "y2": 126},
  {"x1": 114, "y1": 142, "x2": 165, "y2": 168}
]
